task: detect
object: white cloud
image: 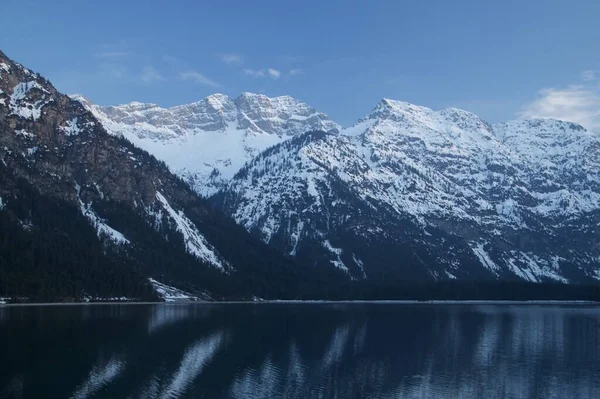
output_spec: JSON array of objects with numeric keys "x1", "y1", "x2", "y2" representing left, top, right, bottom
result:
[
  {"x1": 267, "y1": 68, "x2": 281, "y2": 79},
  {"x1": 581, "y1": 70, "x2": 597, "y2": 81},
  {"x1": 520, "y1": 85, "x2": 600, "y2": 131},
  {"x1": 179, "y1": 71, "x2": 220, "y2": 88},
  {"x1": 219, "y1": 54, "x2": 243, "y2": 64},
  {"x1": 243, "y1": 68, "x2": 266, "y2": 78},
  {"x1": 289, "y1": 68, "x2": 304, "y2": 76},
  {"x1": 243, "y1": 68, "x2": 281, "y2": 79},
  {"x1": 140, "y1": 66, "x2": 165, "y2": 83}
]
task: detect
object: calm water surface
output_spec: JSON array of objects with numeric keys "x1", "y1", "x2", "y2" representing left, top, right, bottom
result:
[{"x1": 0, "y1": 303, "x2": 599, "y2": 399}]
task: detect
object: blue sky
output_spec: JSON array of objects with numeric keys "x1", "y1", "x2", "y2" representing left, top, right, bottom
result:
[{"x1": 2, "y1": 0, "x2": 600, "y2": 128}]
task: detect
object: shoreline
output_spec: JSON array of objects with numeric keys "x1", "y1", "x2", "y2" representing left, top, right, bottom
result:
[{"x1": 1, "y1": 299, "x2": 599, "y2": 307}]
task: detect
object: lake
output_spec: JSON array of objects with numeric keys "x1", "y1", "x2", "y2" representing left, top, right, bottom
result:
[{"x1": 0, "y1": 303, "x2": 599, "y2": 398}]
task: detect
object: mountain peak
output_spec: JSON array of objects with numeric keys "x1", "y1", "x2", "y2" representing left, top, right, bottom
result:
[
  {"x1": 204, "y1": 93, "x2": 232, "y2": 108},
  {"x1": 365, "y1": 99, "x2": 437, "y2": 126},
  {"x1": 68, "y1": 93, "x2": 91, "y2": 105},
  {"x1": 380, "y1": 98, "x2": 429, "y2": 113},
  {"x1": 363, "y1": 98, "x2": 491, "y2": 134},
  {"x1": 235, "y1": 92, "x2": 269, "y2": 104}
]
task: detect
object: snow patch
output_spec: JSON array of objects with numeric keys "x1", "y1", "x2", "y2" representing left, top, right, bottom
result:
[
  {"x1": 149, "y1": 278, "x2": 199, "y2": 302},
  {"x1": 61, "y1": 117, "x2": 82, "y2": 136},
  {"x1": 519, "y1": 252, "x2": 568, "y2": 283},
  {"x1": 470, "y1": 242, "x2": 500, "y2": 274},
  {"x1": 81, "y1": 204, "x2": 130, "y2": 245},
  {"x1": 26, "y1": 146, "x2": 38, "y2": 156},
  {"x1": 15, "y1": 129, "x2": 34, "y2": 138},
  {"x1": 93, "y1": 183, "x2": 105, "y2": 200},
  {"x1": 155, "y1": 191, "x2": 228, "y2": 270},
  {"x1": 76, "y1": 184, "x2": 130, "y2": 245},
  {"x1": 322, "y1": 240, "x2": 348, "y2": 273},
  {"x1": 445, "y1": 271, "x2": 458, "y2": 279},
  {"x1": 352, "y1": 253, "x2": 367, "y2": 279},
  {"x1": 9, "y1": 81, "x2": 51, "y2": 120},
  {"x1": 506, "y1": 257, "x2": 536, "y2": 282}
]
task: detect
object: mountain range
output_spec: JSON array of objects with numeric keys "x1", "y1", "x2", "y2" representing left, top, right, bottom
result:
[
  {"x1": 74, "y1": 93, "x2": 340, "y2": 196},
  {"x1": 77, "y1": 84, "x2": 600, "y2": 285},
  {"x1": 1, "y1": 49, "x2": 598, "y2": 301}
]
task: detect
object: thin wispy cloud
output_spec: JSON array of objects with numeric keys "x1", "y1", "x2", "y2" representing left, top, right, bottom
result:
[
  {"x1": 140, "y1": 66, "x2": 165, "y2": 83},
  {"x1": 521, "y1": 73, "x2": 600, "y2": 131},
  {"x1": 219, "y1": 53, "x2": 243, "y2": 65},
  {"x1": 179, "y1": 71, "x2": 220, "y2": 88},
  {"x1": 267, "y1": 68, "x2": 281, "y2": 79},
  {"x1": 289, "y1": 68, "x2": 304, "y2": 76},
  {"x1": 244, "y1": 68, "x2": 281, "y2": 79},
  {"x1": 581, "y1": 70, "x2": 598, "y2": 81}
]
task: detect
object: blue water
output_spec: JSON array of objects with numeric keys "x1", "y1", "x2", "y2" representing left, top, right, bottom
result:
[{"x1": 0, "y1": 303, "x2": 599, "y2": 398}]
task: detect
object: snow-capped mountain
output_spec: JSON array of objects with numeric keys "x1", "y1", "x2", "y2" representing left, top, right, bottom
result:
[
  {"x1": 2, "y1": 47, "x2": 597, "y2": 301},
  {"x1": 75, "y1": 93, "x2": 340, "y2": 196},
  {"x1": 0, "y1": 49, "x2": 328, "y2": 301},
  {"x1": 67, "y1": 66, "x2": 599, "y2": 284},
  {"x1": 217, "y1": 99, "x2": 600, "y2": 283}
]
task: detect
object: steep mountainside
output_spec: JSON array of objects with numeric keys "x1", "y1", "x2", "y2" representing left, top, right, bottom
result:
[
  {"x1": 75, "y1": 93, "x2": 340, "y2": 196},
  {"x1": 0, "y1": 50, "x2": 332, "y2": 301},
  {"x1": 217, "y1": 100, "x2": 600, "y2": 283}
]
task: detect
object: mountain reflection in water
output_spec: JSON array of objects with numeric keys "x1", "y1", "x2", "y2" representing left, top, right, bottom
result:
[{"x1": 0, "y1": 303, "x2": 598, "y2": 399}]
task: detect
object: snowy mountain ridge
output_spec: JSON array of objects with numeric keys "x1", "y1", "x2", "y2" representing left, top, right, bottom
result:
[
  {"x1": 74, "y1": 93, "x2": 340, "y2": 196},
  {"x1": 218, "y1": 99, "x2": 600, "y2": 283},
  {"x1": 74, "y1": 89, "x2": 600, "y2": 284}
]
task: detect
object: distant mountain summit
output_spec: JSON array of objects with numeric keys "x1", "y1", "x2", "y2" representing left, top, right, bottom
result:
[{"x1": 74, "y1": 93, "x2": 340, "y2": 196}]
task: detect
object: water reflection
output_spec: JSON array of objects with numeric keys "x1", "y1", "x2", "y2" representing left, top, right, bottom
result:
[
  {"x1": 159, "y1": 330, "x2": 227, "y2": 398},
  {"x1": 71, "y1": 356, "x2": 126, "y2": 399},
  {"x1": 146, "y1": 304, "x2": 206, "y2": 334},
  {"x1": 0, "y1": 303, "x2": 598, "y2": 399},
  {"x1": 230, "y1": 356, "x2": 282, "y2": 399}
]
